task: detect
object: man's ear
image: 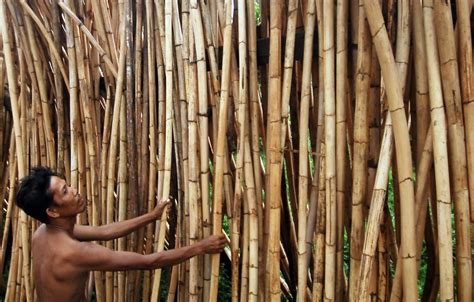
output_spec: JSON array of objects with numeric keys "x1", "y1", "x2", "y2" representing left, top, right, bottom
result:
[{"x1": 46, "y1": 207, "x2": 60, "y2": 219}]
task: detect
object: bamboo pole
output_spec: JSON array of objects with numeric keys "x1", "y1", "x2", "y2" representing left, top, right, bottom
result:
[
  {"x1": 335, "y1": 0, "x2": 348, "y2": 299},
  {"x1": 187, "y1": 26, "x2": 199, "y2": 301},
  {"x1": 363, "y1": 0, "x2": 418, "y2": 300},
  {"x1": 264, "y1": 0, "x2": 284, "y2": 300},
  {"x1": 296, "y1": 0, "x2": 316, "y2": 299},
  {"x1": 323, "y1": 0, "x2": 337, "y2": 300},
  {"x1": 208, "y1": 0, "x2": 232, "y2": 300},
  {"x1": 349, "y1": 6, "x2": 371, "y2": 301},
  {"x1": 423, "y1": 1, "x2": 455, "y2": 299},
  {"x1": 150, "y1": 0, "x2": 174, "y2": 298},
  {"x1": 433, "y1": 2, "x2": 472, "y2": 300}
]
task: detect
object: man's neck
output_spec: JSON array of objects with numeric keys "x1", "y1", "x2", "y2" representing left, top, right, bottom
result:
[{"x1": 46, "y1": 218, "x2": 75, "y2": 235}]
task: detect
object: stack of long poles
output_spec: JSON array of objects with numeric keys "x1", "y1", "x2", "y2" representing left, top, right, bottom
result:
[{"x1": 0, "y1": 1, "x2": 472, "y2": 301}]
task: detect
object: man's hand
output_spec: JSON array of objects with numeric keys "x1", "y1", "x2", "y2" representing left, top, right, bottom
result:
[
  {"x1": 198, "y1": 234, "x2": 228, "y2": 254},
  {"x1": 151, "y1": 197, "x2": 172, "y2": 220}
]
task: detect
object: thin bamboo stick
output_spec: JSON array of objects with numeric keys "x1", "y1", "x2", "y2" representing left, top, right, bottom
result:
[
  {"x1": 187, "y1": 26, "x2": 199, "y2": 301},
  {"x1": 150, "y1": 0, "x2": 174, "y2": 297},
  {"x1": 208, "y1": 1, "x2": 233, "y2": 300},
  {"x1": 296, "y1": 0, "x2": 315, "y2": 300}
]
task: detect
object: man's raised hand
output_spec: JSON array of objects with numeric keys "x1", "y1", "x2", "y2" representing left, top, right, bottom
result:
[
  {"x1": 198, "y1": 234, "x2": 228, "y2": 254},
  {"x1": 151, "y1": 196, "x2": 172, "y2": 220}
]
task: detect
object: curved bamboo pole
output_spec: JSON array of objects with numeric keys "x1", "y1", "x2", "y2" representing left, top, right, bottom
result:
[
  {"x1": 423, "y1": 1, "x2": 455, "y2": 299},
  {"x1": 209, "y1": 1, "x2": 232, "y2": 300},
  {"x1": 362, "y1": 0, "x2": 418, "y2": 300}
]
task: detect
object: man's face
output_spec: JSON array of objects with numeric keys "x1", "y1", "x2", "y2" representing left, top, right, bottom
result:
[{"x1": 47, "y1": 176, "x2": 87, "y2": 218}]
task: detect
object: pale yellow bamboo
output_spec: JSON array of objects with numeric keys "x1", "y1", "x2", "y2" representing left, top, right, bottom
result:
[
  {"x1": 117, "y1": 93, "x2": 128, "y2": 302},
  {"x1": 245, "y1": 2, "x2": 265, "y2": 298},
  {"x1": 280, "y1": 0, "x2": 298, "y2": 151},
  {"x1": 57, "y1": 2, "x2": 118, "y2": 78},
  {"x1": 363, "y1": 1, "x2": 418, "y2": 300},
  {"x1": 357, "y1": 114, "x2": 393, "y2": 301},
  {"x1": 187, "y1": 26, "x2": 199, "y2": 301},
  {"x1": 243, "y1": 138, "x2": 259, "y2": 301},
  {"x1": 23, "y1": 11, "x2": 56, "y2": 168},
  {"x1": 296, "y1": 1, "x2": 316, "y2": 301},
  {"x1": 323, "y1": 0, "x2": 337, "y2": 299},
  {"x1": 208, "y1": 1, "x2": 233, "y2": 300},
  {"x1": 104, "y1": 18, "x2": 127, "y2": 302},
  {"x1": 189, "y1": 1, "x2": 212, "y2": 299},
  {"x1": 230, "y1": 0, "x2": 249, "y2": 300},
  {"x1": 423, "y1": 1, "x2": 455, "y2": 299},
  {"x1": 335, "y1": 0, "x2": 348, "y2": 299},
  {"x1": 433, "y1": 2, "x2": 472, "y2": 300},
  {"x1": 151, "y1": 0, "x2": 174, "y2": 297},
  {"x1": 18, "y1": 1, "x2": 70, "y2": 91},
  {"x1": 240, "y1": 192, "x2": 250, "y2": 302}
]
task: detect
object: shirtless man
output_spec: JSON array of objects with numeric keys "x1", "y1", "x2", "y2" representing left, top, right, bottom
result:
[{"x1": 15, "y1": 166, "x2": 227, "y2": 301}]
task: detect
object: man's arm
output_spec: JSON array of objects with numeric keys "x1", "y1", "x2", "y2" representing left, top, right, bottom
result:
[
  {"x1": 73, "y1": 198, "x2": 171, "y2": 241},
  {"x1": 69, "y1": 234, "x2": 228, "y2": 271}
]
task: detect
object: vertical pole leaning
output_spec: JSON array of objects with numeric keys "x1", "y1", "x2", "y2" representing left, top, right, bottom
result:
[
  {"x1": 363, "y1": 0, "x2": 418, "y2": 300},
  {"x1": 296, "y1": 1, "x2": 316, "y2": 300},
  {"x1": 151, "y1": 0, "x2": 174, "y2": 298},
  {"x1": 433, "y1": 1, "x2": 472, "y2": 300},
  {"x1": 189, "y1": 2, "x2": 212, "y2": 298},
  {"x1": 245, "y1": 1, "x2": 264, "y2": 299},
  {"x1": 423, "y1": 1, "x2": 455, "y2": 299},
  {"x1": 209, "y1": 1, "x2": 233, "y2": 301}
]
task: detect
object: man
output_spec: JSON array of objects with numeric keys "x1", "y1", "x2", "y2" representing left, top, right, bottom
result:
[{"x1": 15, "y1": 166, "x2": 227, "y2": 301}]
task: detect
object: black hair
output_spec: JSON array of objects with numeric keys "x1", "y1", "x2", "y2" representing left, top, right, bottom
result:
[{"x1": 15, "y1": 166, "x2": 59, "y2": 223}]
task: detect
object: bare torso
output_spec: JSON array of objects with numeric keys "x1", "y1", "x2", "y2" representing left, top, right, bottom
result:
[{"x1": 32, "y1": 224, "x2": 88, "y2": 302}]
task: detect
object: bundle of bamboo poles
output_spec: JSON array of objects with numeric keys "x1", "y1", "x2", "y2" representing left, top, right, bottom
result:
[{"x1": 0, "y1": 0, "x2": 472, "y2": 301}]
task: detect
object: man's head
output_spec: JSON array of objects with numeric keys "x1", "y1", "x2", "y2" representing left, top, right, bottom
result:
[{"x1": 16, "y1": 166, "x2": 86, "y2": 223}]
